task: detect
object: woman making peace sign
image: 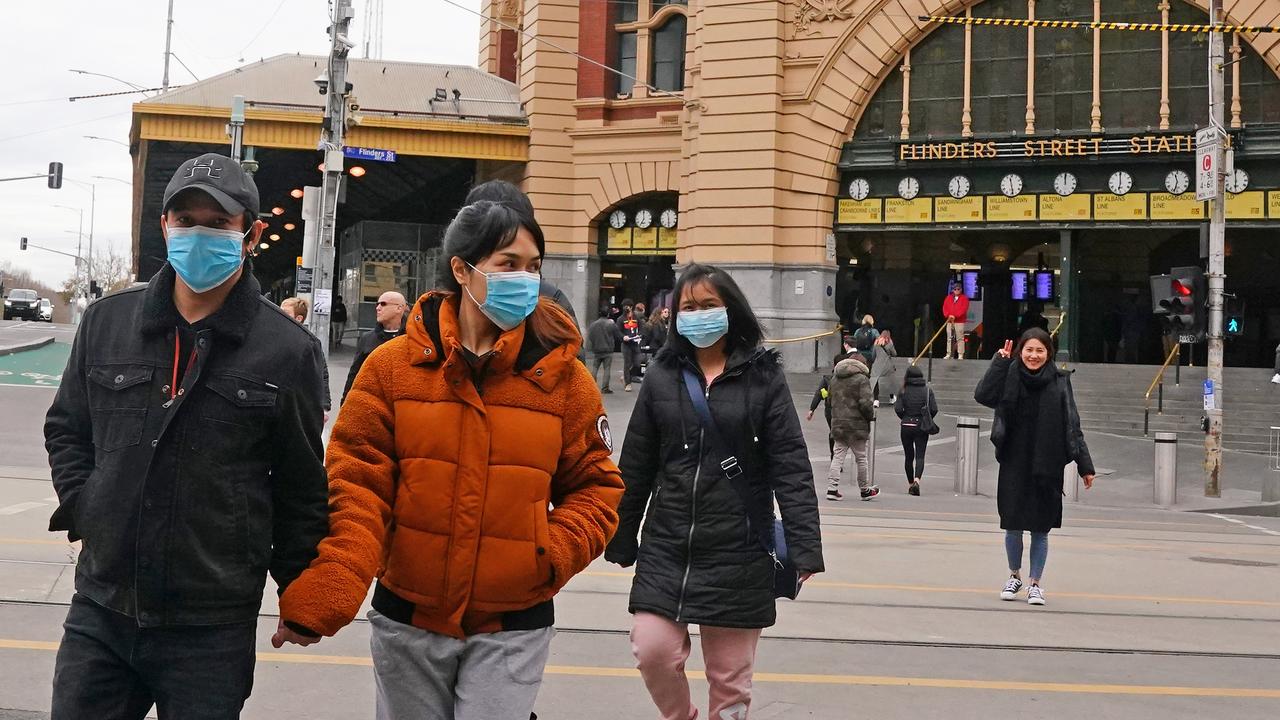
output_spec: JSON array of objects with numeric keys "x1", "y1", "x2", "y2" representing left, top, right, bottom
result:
[{"x1": 974, "y1": 329, "x2": 1095, "y2": 606}]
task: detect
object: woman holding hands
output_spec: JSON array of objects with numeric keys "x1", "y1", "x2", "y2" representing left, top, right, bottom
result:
[{"x1": 974, "y1": 329, "x2": 1095, "y2": 606}]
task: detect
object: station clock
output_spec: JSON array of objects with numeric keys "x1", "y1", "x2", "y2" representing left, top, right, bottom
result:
[
  {"x1": 608, "y1": 209, "x2": 627, "y2": 229},
  {"x1": 848, "y1": 177, "x2": 870, "y2": 201},
  {"x1": 1108, "y1": 171, "x2": 1134, "y2": 196},
  {"x1": 898, "y1": 176, "x2": 920, "y2": 201},
  {"x1": 1165, "y1": 169, "x2": 1190, "y2": 196},
  {"x1": 999, "y1": 173, "x2": 1023, "y2": 198},
  {"x1": 947, "y1": 175, "x2": 971, "y2": 199},
  {"x1": 634, "y1": 209, "x2": 654, "y2": 229},
  {"x1": 1052, "y1": 172, "x2": 1077, "y2": 197},
  {"x1": 660, "y1": 209, "x2": 678, "y2": 229},
  {"x1": 1226, "y1": 168, "x2": 1250, "y2": 194}
]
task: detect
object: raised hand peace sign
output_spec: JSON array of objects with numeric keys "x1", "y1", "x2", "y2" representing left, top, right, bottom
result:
[{"x1": 996, "y1": 339, "x2": 1014, "y2": 359}]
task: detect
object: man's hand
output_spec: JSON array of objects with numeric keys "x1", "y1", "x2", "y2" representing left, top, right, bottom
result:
[
  {"x1": 805, "y1": 410, "x2": 814, "y2": 421},
  {"x1": 1082, "y1": 474, "x2": 1096, "y2": 489},
  {"x1": 946, "y1": 315, "x2": 954, "y2": 322},
  {"x1": 799, "y1": 572, "x2": 818, "y2": 585},
  {"x1": 271, "y1": 619, "x2": 321, "y2": 649}
]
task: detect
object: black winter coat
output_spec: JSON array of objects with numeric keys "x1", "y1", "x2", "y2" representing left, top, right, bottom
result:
[
  {"x1": 974, "y1": 356, "x2": 1095, "y2": 531},
  {"x1": 342, "y1": 325, "x2": 404, "y2": 404},
  {"x1": 44, "y1": 264, "x2": 329, "y2": 627},
  {"x1": 604, "y1": 347, "x2": 824, "y2": 628}
]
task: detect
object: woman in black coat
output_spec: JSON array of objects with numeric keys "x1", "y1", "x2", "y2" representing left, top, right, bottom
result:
[
  {"x1": 893, "y1": 365, "x2": 938, "y2": 496},
  {"x1": 972, "y1": 330, "x2": 1095, "y2": 604},
  {"x1": 605, "y1": 263, "x2": 823, "y2": 720},
  {"x1": 974, "y1": 328, "x2": 1095, "y2": 607}
]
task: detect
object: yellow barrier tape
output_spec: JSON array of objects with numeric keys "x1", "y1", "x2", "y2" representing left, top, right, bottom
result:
[
  {"x1": 920, "y1": 15, "x2": 1280, "y2": 33},
  {"x1": 763, "y1": 326, "x2": 842, "y2": 345}
]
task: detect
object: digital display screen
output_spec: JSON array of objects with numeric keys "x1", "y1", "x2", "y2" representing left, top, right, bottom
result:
[
  {"x1": 1034, "y1": 271, "x2": 1055, "y2": 301},
  {"x1": 1011, "y1": 272, "x2": 1028, "y2": 301},
  {"x1": 961, "y1": 270, "x2": 981, "y2": 301}
]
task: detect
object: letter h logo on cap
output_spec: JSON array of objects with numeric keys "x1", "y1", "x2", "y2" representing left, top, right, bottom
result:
[{"x1": 184, "y1": 157, "x2": 223, "y2": 180}]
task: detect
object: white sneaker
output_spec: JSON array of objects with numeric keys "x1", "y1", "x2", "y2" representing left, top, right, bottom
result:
[
  {"x1": 1271, "y1": 373, "x2": 1280, "y2": 384},
  {"x1": 1027, "y1": 584, "x2": 1046, "y2": 606},
  {"x1": 1000, "y1": 575, "x2": 1023, "y2": 601},
  {"x1": 873, "y1": 399, "x2": 880, "y2": 408}
]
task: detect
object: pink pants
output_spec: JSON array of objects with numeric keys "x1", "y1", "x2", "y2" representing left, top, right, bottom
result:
[{"x1": 630, "y1": 612, "x2": 762, "y2": 720}]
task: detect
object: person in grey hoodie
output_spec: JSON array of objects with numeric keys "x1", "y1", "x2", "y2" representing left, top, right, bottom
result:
[
  {"x1": 826, "y1": 353, "x2": 878, "y2": 501},
  {"x1": 586, "y1": 308, "x2": 623, "y2": 393}
]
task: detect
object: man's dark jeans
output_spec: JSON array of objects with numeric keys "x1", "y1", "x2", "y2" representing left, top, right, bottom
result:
[{"x1": 52, "y1": 594, "x2": 257, "y2": 720}]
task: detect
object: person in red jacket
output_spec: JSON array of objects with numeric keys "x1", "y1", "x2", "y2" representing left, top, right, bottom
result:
[{"x1": 942, "y1": 280, "x2": 970, "y2": 360}]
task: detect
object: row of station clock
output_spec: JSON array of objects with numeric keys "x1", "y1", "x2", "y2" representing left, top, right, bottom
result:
[
  {"x1": 848, "y1": 169, "x2": 1252, "y2": 202},
  {"x1": 607, "y1": 208, "x2": 679, "y2": 230}
]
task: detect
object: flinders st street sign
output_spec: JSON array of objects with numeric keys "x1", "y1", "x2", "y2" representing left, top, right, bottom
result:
[{"x1": 897, "y1": 133, "x2": 1232, "y2": 162}]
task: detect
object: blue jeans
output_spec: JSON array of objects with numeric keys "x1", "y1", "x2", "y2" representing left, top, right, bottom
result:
[
  {"x1": 1005, "y1": 530, "x2": 1049, "y2": 581},
  {"x1": 52, "y1": 594, "x2": 257, "y2": 720}
]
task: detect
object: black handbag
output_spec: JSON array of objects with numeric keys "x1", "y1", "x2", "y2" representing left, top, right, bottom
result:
[{"x1": 680, "y1": 368, "x2": 802, "y2": 600}]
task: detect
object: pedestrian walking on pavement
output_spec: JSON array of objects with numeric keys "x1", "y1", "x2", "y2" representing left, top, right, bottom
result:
[
  {"x1": 340, "y1": 291, "x2": 406, "y2": 405},
  {"x1": 331, "y1": 294, "x2": 348, "y2": 346},
  {"x1": 805, "y1": 349, "x2": 850, "y2": 459},
  {"x1": 280, "y1": 297, "x2": 332, "y2": 420},
  {"x1": 619, "y1": 304, "x2": 644, "y2": 391},
  {"x1": 276, "y1": 200, "x2": 624, "y2": 720},
  {"x1": 644, "y1": 305, "x2": 670, "y2": 353},
  {"x1": 827, "y1": 351, "x2": 878, "y2": 501},
  {"x1": 894, "y1": 365, "x2": 938, "y2": 496},
  {"x1": 587, "y1": 308, "x2": 624, "y2": 393},
  {"x1": 850, "y1": 314, "x2": 879, "y2": 366},
  {"x1": 605, "y1": 262, "x2": 824, "y2": 720},
  {"x1": 44, "y1": 153, "x2": 330, "y2": 719},
  {"x1": 974, "y1": 328, "x2": 1096, "y2": 606},
  {"x1": 943, "y1": 280, "x2": 970, "y2": 359},
  {"x1": 869, "y1": 329, "x2": 899, "y2": 405}
]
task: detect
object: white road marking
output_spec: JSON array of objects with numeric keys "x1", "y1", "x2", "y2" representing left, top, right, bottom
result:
[
  {"x1": 1209, "y1": 513, "x2": 1280, "y2": 536},
  {"x1": 0, "y1": 501, "x2": 49, "y2": 516}
]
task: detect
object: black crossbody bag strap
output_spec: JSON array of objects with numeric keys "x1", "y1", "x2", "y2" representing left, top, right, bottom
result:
[{"x1": 680, "y1": 368, "x2": 776, "y2": 555}]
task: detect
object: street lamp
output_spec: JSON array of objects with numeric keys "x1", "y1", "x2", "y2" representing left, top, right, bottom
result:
[
  {"x1": 91, "y1": 175, "x2": 130, "y2": 186},
  {"x1": 62, "y1": 179, "x2": 97, "y2": 301},
  {"x1": 69, "y1": 69, "x2": 147, "y2": 92},
  {"x1": 53, "y1": 205, "x2": 86, "y2": 300},
  {"x1": 83, "y1": 135, "x2": 129, "y2": 148}
]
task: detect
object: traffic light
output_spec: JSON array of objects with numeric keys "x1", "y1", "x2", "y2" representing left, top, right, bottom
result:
[
  {"x1": 1225, "y1": 295, "x2": 1244, "y2": 337},
  {"x1": 1151, "y1": 267, "x2": 1206, "y2": 342},
  {"x1": 19, "y1": 237, "x2": 27, "y2": 251},
  {"x1": 47, "y1": 162, "x2": 63, "y2": 189}
]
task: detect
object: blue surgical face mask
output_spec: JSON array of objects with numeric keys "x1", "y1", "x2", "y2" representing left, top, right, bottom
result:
[
  {"x1": 464, "y1": 263, "x2": 541, "y2": 331},
  {"x1": 166, "y1": 225, "x2": 248, "y2": 293},
  {"x1": 676, "y1": 306, "x2": 729, "y2": 348}
]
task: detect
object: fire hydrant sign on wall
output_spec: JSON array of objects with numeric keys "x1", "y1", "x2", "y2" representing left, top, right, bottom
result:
[{"x1": 1196, "y1": 127, "x2": 1219, "y2": 202}]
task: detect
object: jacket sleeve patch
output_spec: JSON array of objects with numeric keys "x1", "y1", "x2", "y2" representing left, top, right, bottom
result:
[{"x1": 596, "y1": 415, "x2": 613, "y2": 452}]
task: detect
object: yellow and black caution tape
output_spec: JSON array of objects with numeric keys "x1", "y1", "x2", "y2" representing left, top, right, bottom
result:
[{"x1": 919, "y1": 15, "x2": 1280, "y2": 34}]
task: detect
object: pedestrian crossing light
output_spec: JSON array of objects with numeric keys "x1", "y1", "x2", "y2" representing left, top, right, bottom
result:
[
  {"x1": 47, "y1": 161, "x2": 63, "y2": 189},
  {"x1": 1226, "y1": 315, "x2": 1243, "y2": 336}
]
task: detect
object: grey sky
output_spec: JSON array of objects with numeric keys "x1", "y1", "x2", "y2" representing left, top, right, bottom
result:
[{"x1": 0, "y1": 0, "x2": 483, "y2": 288}]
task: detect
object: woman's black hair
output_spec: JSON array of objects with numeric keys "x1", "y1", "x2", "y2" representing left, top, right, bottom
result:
[
  {"x1": 1015, "y1": 327, "x2": 1055, "y2": 359},
  {"x1": 667, "y1": 263, "x2": 764, "y2": 357},
  {"x1": 905, "y1": 364, "x2": 924, "y2": 379},
  {"x1": 436, "y1": 200, "x2": 545, "y2": 291},
  {"x1": 464, "y1": 180, "x2": 536, "y2": 224}
]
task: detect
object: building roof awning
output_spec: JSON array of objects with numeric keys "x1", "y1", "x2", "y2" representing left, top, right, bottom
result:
[{"x1": 132, "y1": 54, "x2": 528, "y2": 162}]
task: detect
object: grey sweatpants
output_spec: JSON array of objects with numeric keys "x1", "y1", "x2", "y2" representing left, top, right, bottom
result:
[
  {"x1": 828, "y1": 437, "x2": 870, "y2": 490},
  {"x1": 369, "y1": 610, "x2": 554, "y2": 720}
]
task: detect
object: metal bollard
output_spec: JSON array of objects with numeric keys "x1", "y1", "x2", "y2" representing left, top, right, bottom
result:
[
  {"x1": 1154, "y1": 432, "x2": 1178, "y2": 507},
  {"x1": 867, "y1": 413, "x2": 877, "y2": 486},
  {"x1": 955, "y1": 416, "x2": 980, "y2": 495},
  {"x1": 1063, "y1": 462, "x2": 1079, "y2": 503}
]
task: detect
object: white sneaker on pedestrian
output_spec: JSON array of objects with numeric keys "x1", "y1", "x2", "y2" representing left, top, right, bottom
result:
[
  {"x1": 1027, "y1": 584, "x2": 1046, "y2": 605},
  {"x1": 1271, "y1": 373, "x2": 1280, "y2": 384},
  {"x1": 873, "y1": 399, "x2": 880, "y2": 408},
  {"x1": 1000, "y1": 575, "x2": 1023, "y2": 601}
]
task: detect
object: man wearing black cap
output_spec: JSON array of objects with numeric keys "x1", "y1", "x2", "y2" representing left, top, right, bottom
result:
[{"x1": 44, "y1": 153, "x2": 329, "y2": 718}]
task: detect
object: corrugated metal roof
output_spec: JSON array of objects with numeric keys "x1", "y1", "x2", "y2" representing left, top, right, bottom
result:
[{"x1": 141, "y1": 54, "x2": 524, "y2": 125}]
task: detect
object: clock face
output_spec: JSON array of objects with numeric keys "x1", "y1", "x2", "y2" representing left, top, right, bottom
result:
[
  {"x1": 1165, "y1": 169, "x2": 1190, "y2": 196},
  {"x1": 1226, "y1": 168, "x2": 1250, "y2": 194},
  {"x1": 947, "y1": 175, "x2": 971, "y2": 199},
  {"x1": 1108, "y1": 171, "x2": 1134, "y2": 196},
  {"x1": 898, "y1": 176, "x2": 920, "y2": 201},
  {"x1": 999, "y1": 173, "x2": 1023, "y2": 198},
  {"x1": 1053, "y1": 172, "x2": 1077, "y2": 197},
  {"x1": 848, "y1": 178, "x2": 870, "y2": 201},
  {"x1": 608, "y1": 209, "x2": 627, "y2": 229},
  {"x1": 635, "y1": 209, "x2": 654, "y2": 229},
  {"x1": 660, "y1": 208, "x2": 678, "y2": 229}
]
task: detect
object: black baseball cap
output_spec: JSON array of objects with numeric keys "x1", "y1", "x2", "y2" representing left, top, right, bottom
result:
[{"x1": 162, "y1": 153, "x2": 260, "y2": 218}]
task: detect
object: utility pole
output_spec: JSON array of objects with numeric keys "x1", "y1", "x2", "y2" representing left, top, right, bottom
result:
[
  {"x1": 1204, "y1": 0, "x2": 1226, "y2": 497},
  {"x1": 162, "y1": 0, "x2": 175, "y2": 92},
  {"x1": 311, "y1": 0, "x2": 355, "y2": 357},
  {"x1": 228, "y1": 95, "x2": 246, "y2": 162}
]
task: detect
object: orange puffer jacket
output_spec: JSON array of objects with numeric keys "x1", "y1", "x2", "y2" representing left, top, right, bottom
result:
[{"x1": 280, "y1": 292, "x2": 623, "y2": 639}]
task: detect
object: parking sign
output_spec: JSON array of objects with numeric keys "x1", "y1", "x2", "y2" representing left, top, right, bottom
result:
[{"x1": 1196, "y1": 127, "x2": 1219, "y2": 201}]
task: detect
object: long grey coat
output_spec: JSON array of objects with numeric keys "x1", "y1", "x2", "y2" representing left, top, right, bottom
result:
[{"x1": 869, "y1": 344, "x2": 899, "y2": 396}]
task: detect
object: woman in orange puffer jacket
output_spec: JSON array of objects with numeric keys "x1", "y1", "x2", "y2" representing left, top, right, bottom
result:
[{"x1": 277, "y1": 201, "x2": 624, "y2": 719}]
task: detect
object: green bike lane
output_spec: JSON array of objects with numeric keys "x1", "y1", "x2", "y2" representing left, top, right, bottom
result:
[{"x1": 0, "y1": 345, "x2": 69, "y2": 389}]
